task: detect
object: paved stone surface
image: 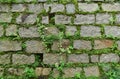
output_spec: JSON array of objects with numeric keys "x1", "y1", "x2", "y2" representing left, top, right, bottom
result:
[
  {"x1": 0, "y1": 54, "x2": 10, "y2": 65},
  {"x1": 6, "y1": 24, "x2": 17, "y2": 36},
  {"x1": 0, "y1": 4, "x2": 10, "y2": 12},
  {"x1": 52, "y1": 69, "x2": 60, "y2": 78},
  {"x1": 66, "y1": 4, "x2": 75, "y2": 14},
  {"x1": 65, "y1": 26, "x2": 77, "y2": 36},
  {"x1": 11, "y1": 4, "x2": 26, "y2": 12},
  {"x1": 44, "y1": 27, "x2": 59, "y2": 35},
  {"x1": 8, "y1": 68, "x2": 24, "y2": 76},
  {"x1": 115, "y1": 14, "x2": 120, "y2": 24},
  {"x1": 90, "y1": 55, "x2": 99, "y2": 63},
  {"x1": 117, "y1": 41, "x2": 120, "y2": 50},
  {"x1": 0, "y1": 13, "x2": 12, "y2": 23},
  {"x1": 0, "y1": 67, "x2": 4, "y2": 76},
  {"x1": 0, "y1": 25, "x2": 4, "y2": 37},
  {"x1": 41, "y1": 16, "x2": 49, "y2": 24}
]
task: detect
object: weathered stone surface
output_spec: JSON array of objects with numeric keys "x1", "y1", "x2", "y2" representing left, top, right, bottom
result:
[
  {"x1": 0, "y1": 40, "x2": 21, "y2": 52},
  {"x1": 52, "y1": 69, "x2": 59, "y2": 78},
  {"x1": 44, "y1": 27, "x2": 59, "y2": 35},
  {"x1": 0, "y1": 67, "x2": 4, "y2": 76},
  {"x1": 8, "y1": 68, "x2": 24, "y2": 76},
  {"x1": 16, "y1": 14, "x2": 37, "y2": 24},
  {"x1": 6, "y1": 25, "x2": 17, "y2": 36},
  {"x1": 43, "y1": 53, "x2": 66, "y2": 65},
  {"x1": 96, "y1": 13, "x2": 111, "y2": 24},
  {"x1": 102, "y1": 3, "x2": 120, "y2": 11},
  {"x1": 68, "y1": 54, "x2": 89, "y2": 63},
  {"x1": 44, "y1": 3, "x2": 52, "y2": 12},
  {"x1": 41, "y1": 16, "x2": 49, "y2": 24},
  {"x1": 28, "y1": 4, "x2": 44, "y2": 14},
  {"x1": 81, "y1": 26, "x2": 101, "y2": 37},
  {"x1": 65, "y1": 26, "x2": 77, "y2": 36},
  {"x1": 100, "y1": 53, "x2": 119, "y2": 63},
  {"x1": 63, "y1": 68, "x2": 82, "y2": 78},
  {"x1": 55, "y1": 15, "x2": 71, "y2": 24},
  {"x1": 35, "y1": 67, "x2": 42, "y2": 76},
  {"x1": 51, "y1": 41, "x2": 59, "y2": 51},
  {"x1": 78, "y1": 3, "x2": 99, "y2": 12},
  {"x1": 90, "y1": 55, "x2": 99, "y2": 63},
  {"x1": 0, "y1": 4, "x2": 10, "y2": 12},
  {"x1": 0, "y1": 25, "x2": 4, "y2": 37},
  {"x1": 84, "y1": 66, "x2": 100, "y2": 77},
  {"x1": 0, "y1": 54, "x2": 10, "y2": 64},
  {"x1": 73, "y1": 40, "x2": 92, "y2": 50},
  {"x1": 42, "y1": 68, "x2": 51, "y2": 75},
  {"x1": 12, "y1": 54, "x2": 35, "y2": 65},
  {"x1": 104, "y1": 26, "x2": 120, "y2": 37},
  {"x1": 74, "y1": 14, "x2": 95, "y2": 24},
  {"x1": 66, "y1": 4, "x2": 75, "y2": 14},
  {"x1": 11, "y1": 4, "x2": 26, "y2": 12},
  {"x1": 116, "y1": 14, "x2": 120, "y2": 24},
  {"x1": 19, "y1": 27, "x2": 39, "y2": 38},
  {"x1": 25, "y1": 40, "x2": 45, "y2": 53},
  {"x1": 38, "y1": 0, "x2": 47, "y2": 2},
  {"x1": 117, "y1": 41, "x2": 120, "y2": 50},
  {"x1": 94, "y1": 40, "x2": 113, "y2": 49},
  {"x1": 0, "y1": 13, "x2": 12, "y2": 23}
]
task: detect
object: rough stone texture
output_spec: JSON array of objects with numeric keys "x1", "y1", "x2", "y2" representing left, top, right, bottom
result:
[
  {"x1": 28, "y1": 4, "x2": 44, "y2": 14},
  {"x1": 25, "y1": 40, "x2": 45, "y2": 53},
  {"x1": 16, "y1": 14, "x2": 37, "y2": 24},
  {"x1": 78, "y1": 3, "x2": 99, "y2": 12},
  {"x1": 0, "y1": 13, "x2": 12, "y2": 23},
  {"x1": 41, "y1": 16, "x2": 49, "y2": 24},
  {"x1": 74, "y1": 14, "x2": 95, "y2": 24},
  {"x1": 38, "y1": 0, "x2": 47, "y2": 2},
  {"x1": 44, "y1": 27, "x2": 59, "y2": 35},
  {"x1": 0, "y1": 68, "x2": 4, "y2": 76},
  {"x1": 73, "y1": 40, "x2": 92, "y2": 50},
  {"x1": 52, "y1": 69, "x2": 60, "y2": 78},
  {"x1": 0, "y1": 25, "x2": 4, "y2": 37},
  {"x1": 12, "y1": 54, "x2": 35, "y2": 65},
  {"x1": 8, "y1": 68, "x2": 24, "y2": 76},
  {"x1": 43, "y1": 53, "x2": 66, "y2": 65},
  {"x1": 84, "y1": 66, "x2": 100, "y2": 77},
  {"x1": 6, "y1": 25, "x2": 17, "y2": 36},
  {"x1": 0, "y1": 4, "x2": 10, "y2": 12},
  {"x1": 116, "y1": 14, "x2": 120, "y2": 24},
  {"x1": 90, "y1": 55, "x2": 99, "y2": 63},
  {"x1": 81, "y1": 26, "x2": 101, "y2": 37},
  {"x1": 100, "y1": 53, "x2": 119, "y2": 63},
  {"x1": 11, "y1": 4, "x2": 26, "y2": 12},
  {"x1": 65, "y1": 26, "x2": 77, "y2": 36},
  {"x1": 0, "y1": 54, "x2": 10, "y2": 65},
  {"x1": 0, "y1": 40, "x2": 21, "y2": 52},
  {"x1": 104, "y1": 26, "x2": 120, "y2": 37},
  {"x1": 96, "y1": 13, "x2": 111, "y2": 24},
  {"x1": 51, "y1": 41, "x2": 59, "y2": 51},
  {"x1": 63, "y1": 68, "x2": 82, "y2": 78},
  {"x1": 117, "y1": 41, "x2": 120, "y2": 50},
  {"x1": 66, "y1": 4, "x2": 75, "y2": 14},
  {"x1": 44, "y1": 3, "x2": 52, "y2": 12},
  {"x1": 55, "y1": 15, "x2": 71, "y2": 24},
  {"x1": 42, "y1": 68, "x2": 51, "y2": 75},
  {"x1": 68, "y1": 54, "x2": 89, "y2": 63},
  {"x1": 94, "y1": 40, "x2": 114, "y2": 49},
  {"x1": 102, "y1": 3, "x2": 120, "y2": 11},
  {"x1": 35, "y1": 67, "x2": 42, "y2": 76},
  {"x1": 19, "y1": 27, "x2": 40, "y2": 38}
]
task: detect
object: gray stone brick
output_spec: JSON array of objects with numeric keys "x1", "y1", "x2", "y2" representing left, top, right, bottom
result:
[
  {"x1": 52, "y1": 69, "x2": 60, "y2": 78},
  {"x1": 117, "y1": 41, "x2": 120, "y2": 50},
  {"x1": 11, "y1": 4, "x2": 26, "y2": 12},
  {"x1": 0, "y1": 25, "x2": 4, "y2": 37},
  {"x1": 96, "y1": 13, "x2": 112, "y2": 24},
  {"x1": 0, "y1": 54, "x2": 10, "y2": 65},
  {"x1": 78, "y1": 3, "x2": 99, "y2": 12},
  {"x1": 74, "y1": 14, "x2": 95, "y2": 24},
  {"x1": 66, "y1": 4, "x2": 75, "y2": 14},
  {"x1": 0, "y1": 13, "x2": 12, "y2": 23},
  {"x1": 94, "y1": 40, "x2": 113, "y2": 49},
  {"x1": 81, "y1": 26, "x2": 101, "y2": 37},
  {"x1": 28, "y1": 4, "x2": 44, "y2": 14},
  {"x1": 65, "y1": 26, "x2": 77, "y2": 36},
  {"x1": 0, "y1": 4, "x2": 10, "y2": 12},
  {"x1": 44, "y1": 27, "x2": 59, "y2": 35},
  {"x1": 12, "y1": 54, "x2": 35, "y2": 65},
  {"x1": 63, "y1": 68, "x2": 82, "y2": 78},
  {"x1": 43, "y1": 53, "x2": 66, "y2": 65},
  {"x1": 68, "y1": 54, "x2": 89, "y2": 63},
  {"x1": 41, "y1": 16, "x2": 49, "y2": 24},
  {"x1": 100, "y1": 53, "x2": 119, "y2": 63},
  {"x1": 0, "y1": 40, "x2": 21, "y2": 52},
  {"x1": 84, "y1": 66, "x2": 100, "y2": 77},
  {"x1": 25, "y1": 40, "x2": 45, "y2": 53},
  {"x1": 55, "y1": 15, "x2": 71, "y2": 24},
  {"x1": 102, "y1": 3, "x2": 120, "y2": 11},
  {"x1": 38, "y1": 0, "x2": 47, "y2": 2},
  {"x1": 16, "y1": 14, "x2": 37, "y2": 24},
  {"x1": 73, "y1": 40, "x2": 92, "y2": 50},
  {"x1": 6, "y1": 24, "x2": 17, "y2": 36},
  {"x1": 8, "y1": 68, "x2": 24, "y2": 76},
  {"x1": 90, "y1": 55, "x2": 99, "y2": 63},
  {"x1": 104, "y1": 26, "x2": 120, "y2": 37},
  {"x1": 19, "y1": 27, "x2": 39, "y2": 38},
  {"x1": 44, "y1": 3, "x2": 52, "y2": 12},
  {"x1": 116, "y1": 14, "x2": 120, "y2": 24}
]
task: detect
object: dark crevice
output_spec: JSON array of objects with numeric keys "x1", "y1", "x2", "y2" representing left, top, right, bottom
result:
[
  {"x1": 49, "y1": 13, "x2": 55, "y2": 25},
  {"x1": 38, "y1": 76, "x2": 48, "y2": 79}
]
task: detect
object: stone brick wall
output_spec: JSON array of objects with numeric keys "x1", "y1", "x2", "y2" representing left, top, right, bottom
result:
[{"x1": 0, "y1": 0, "x2": 120, "y2": 78}]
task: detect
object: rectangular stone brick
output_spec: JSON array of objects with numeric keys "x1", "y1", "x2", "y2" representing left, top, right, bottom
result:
[
  {"x1": 11, "y1": 4, "x2": 26, "y2": 12},
  {"x1": 0, "y1": 25, "x2": 4, "y2": 37},
  {"x1": 80, "y1": 26, "x2": 101, "y2": 37},
  {"x1": 6, "y1": 24, "x2": 17, "y2": 36},
  {"x1": 19, "y1": 27, "x2": 40, "y2": 38},
  {"x1": 0, "y1": 40, "x2": 21, "y2": 52},
  {"x1": 41, "y1": 16, "x2": 49, "y2": 24},
  {"x1": 90, "y1": 55, "x2": 99, "y2": 63},
  {"x1": 65, "y1": 26, "x2": 77, "y2": 36},
  {"x1": 8, "y1": 68, "x2": 24, "y2": 76},
  {"x1": 43, "y1": 53, "x2": 66, "y2": 65},
  {"x1": 73, "y1": 40, "x2": 92, "y2": 50},
  {"x1": 68, "y1": 54, "x2": 89, "y2": 63},
  {"x1": 0, "y1": 54, "x2": 10, "y2": 65},
  {"x1": 116, "y1": 14, "x2": 120, "y2": 24},
  {"x1": 78, "y1": 3, "x2": 99, "y2": 12},
  {"x1": 44, "y1": 27, "x2": 59, "y2": 35},
  {"x1": 66, "y1": 4, "x2": 75, "y2": 14},
  {"x1": 104, "y1": 26, "x2": 120, "y2": 37},
  {"x1": 12, "y1": 54, "x2": 35, "y2": 65},
  {"x1": 55, "y1": 15, "x2": 71, "y2": 24},
  {"x1": 117, "y1": 41, "x2": 120, "y2": 50},
  {"x1": 74, "y1": 14, "x2": 95, "y2": 24},
  {"x1": 0, "y1": 13, "x2": 12, "y2": 23},
  {"x1": 0, "y1": 4, "x2": 10, "y2": 12}
]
